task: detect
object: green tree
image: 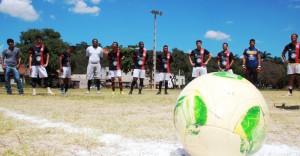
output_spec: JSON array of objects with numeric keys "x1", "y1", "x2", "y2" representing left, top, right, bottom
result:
[
  {"x1": 171, "y1": 48, "x2": 191, "y2": 83},
  {"x1": 261, "y1": 51, "x2": 272, "y2": 62},
  {"x1": 72, "y1": 42, "x2": 89, "y2": 74}
]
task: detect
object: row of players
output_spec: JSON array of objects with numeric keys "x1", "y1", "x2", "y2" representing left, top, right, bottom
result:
[{"x1": 2, "y1": 34, "x2": 299, "y2": 95}]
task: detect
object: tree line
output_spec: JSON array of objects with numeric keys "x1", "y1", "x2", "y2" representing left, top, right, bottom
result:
[{"x1": 13, "y1": 28, "x2": 290, "y2": 89}]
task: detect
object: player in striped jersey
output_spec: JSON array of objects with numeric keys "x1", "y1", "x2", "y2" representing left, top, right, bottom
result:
[{"x1": 107, "y1": 42, "x2": 125, "y2": 94}]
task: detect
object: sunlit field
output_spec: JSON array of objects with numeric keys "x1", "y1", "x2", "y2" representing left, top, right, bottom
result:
[{"x1": 0, "y1": 86, "x2": 299, "y2": 155}]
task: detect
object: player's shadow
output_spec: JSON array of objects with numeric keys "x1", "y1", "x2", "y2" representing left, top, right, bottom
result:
[
  {"x1": 170, "y1": 148, "x2": 190, "y2": 156},
  {"x1": 274, "y1": 103, "x2": 299, "y2": 110}
]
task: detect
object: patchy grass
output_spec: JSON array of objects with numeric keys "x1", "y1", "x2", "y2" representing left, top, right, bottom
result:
[{"x1": 0, "y1": 87, "x2": 299, "y2": 155}]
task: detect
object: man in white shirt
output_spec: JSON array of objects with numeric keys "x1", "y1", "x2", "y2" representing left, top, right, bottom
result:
[{"x1": 86, "y1": 38, "x2": 103, "y2": 94}]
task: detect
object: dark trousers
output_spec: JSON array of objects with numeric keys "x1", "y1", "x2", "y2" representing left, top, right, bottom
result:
[{"x1": 246, "y1": 67, "x2": 258, "y2": 85}]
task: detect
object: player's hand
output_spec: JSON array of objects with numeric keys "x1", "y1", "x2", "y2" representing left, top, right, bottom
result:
[
  {"x1": 284, "y1": 60, "x2": 289, "y2": 64},
  {"x1": 60, "y1": 67, "x2": 63, "y2": 72},
  {"x1": 242, "y1": 66, "x2": 247, "y2": 72},
  {"x1": 2, "y1": 65, "x2": 6, "y2": 70},
  {"x1": 191, "y1": 63, "x2": 195, "y2": 67},
  {"x1": 43, "y1": 64, "x2": 48, "y2": 67},
  {"x1": 29, "y1": 66, "x2": 32, "y2": 71},
  {"x1": 256, "y1": 67, "x2": 262, "y2": 73}
]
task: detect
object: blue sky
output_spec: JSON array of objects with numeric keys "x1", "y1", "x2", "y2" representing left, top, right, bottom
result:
[{"x1": 0, "y1": 0, "x2": 299, "y2": 58}]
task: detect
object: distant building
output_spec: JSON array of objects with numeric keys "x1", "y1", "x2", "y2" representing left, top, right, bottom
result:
[{"x1": 71, "y1": 67, "x2": 185, "y2": 89}]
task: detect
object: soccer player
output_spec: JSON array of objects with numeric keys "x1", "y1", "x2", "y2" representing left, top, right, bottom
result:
[
  {"x1": 282, "y1": 33, "x2": 300, "y2": 96},
  {"x1": 59, "y1": 46, "x2": 76, "y2": 94},
  {"x1": 156, "y1": 45, "x2": 173, "y2": 95},
  {"x1": 107, "y1": 42, "x2": 125, "y2": 94},
  {"x1": 217, "y1": 43, "x2": 235, "y2": 74},
  {"x1": 1, "y1": 38, "x2": 24, "y2": 95},
  {"x1": 86, "y1": 38, "x2": 103, "y2": 94},
  {"x1": 129, "y1": 41, "x2": 149, "y2": 95},
  {"x1": 242, "y1": 39, "x2": 261, "y2": 86},
  {"x1": 28, "y1": 35, "x2": 54, "y2": 95},
  {"x1": 189, "y1": 40, "x2": 212, "y2": 79}
]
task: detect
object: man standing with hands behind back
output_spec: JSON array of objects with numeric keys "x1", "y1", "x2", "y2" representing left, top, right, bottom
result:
[{"x1": 85, "y1": 38, "x2": 103, "y2": 94}]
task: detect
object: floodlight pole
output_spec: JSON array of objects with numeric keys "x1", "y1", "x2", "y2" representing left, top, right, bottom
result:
[{"x1": 150, "y1": 10, "x2": 162, "y2": 90}]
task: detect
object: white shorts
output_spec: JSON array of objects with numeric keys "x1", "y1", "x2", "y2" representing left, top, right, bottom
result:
[
  {"x1": 133, "y1": 69, "x2": 145, "y2": 78},
  {"x1": 30, "y1": 65, "x2": 48, "y2": 78},
  {"x1": 87, "y1": 63, "x2": 101, "y2": 80},
  {"x1": 219, "y1": 69, "x2": 233, "y2": 74},
  {"x1": 287, "y1": 63, "x2": 300, "y2": 75},
  {"x1": 159, "y1": 72, "x2": 171, "y2": 81},
  {"x1": 192, "y1": 67, "x2": 207, "y2": 77},
  {"x1": 109, "y1": 70, "x2": 122, "y2": 78},
  {"x1": 60, "y1": 67, "x2": 72, "y2": 78}
]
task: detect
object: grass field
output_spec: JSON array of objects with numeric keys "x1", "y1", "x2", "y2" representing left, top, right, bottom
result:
[{"x1": 0, "y1": 87, "x2": 299, "y2": 155}]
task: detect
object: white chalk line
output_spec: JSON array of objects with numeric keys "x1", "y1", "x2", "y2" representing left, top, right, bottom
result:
[
  {"x1": 0, "y1": 108, "x2": 184, "y2": 156},
  {"x1": 0, "y1": 108, "x2": 299, "y2": 156}
]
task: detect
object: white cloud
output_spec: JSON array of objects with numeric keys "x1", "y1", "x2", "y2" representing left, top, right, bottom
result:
[
  {"x1": 44, "y1": 0, "x2": 55, "y2": 3},
  {"x1": 288, "y1": 0, "x2": 300, "y2": 9},
  {"x1": 68, "y1": 0, "x2": 100, "y2": 15},
  {"x1": 91, "y1": 0, "x2": 101, "y2": 4},
  {"x1": 204, "y1": 30, "x2": 231, "y2": 41},
  {"x1": 50, "y1": 15, "x2": 56, "y2": 19},
  {"x1": 226, "y1": 20, "x2": 234, "y2": 24},
  {"x1": 0, "y1": 0, "x2": 39, "y2": 21},
  {"x1": 288, "y1": 4, "x2": 300, "y2": 8},
  {"x1": 283, "y1": 25, "x2": 294, "y2": 32},
  {"x1": 255, "y1": 40, "x2": 264, "y2": 44},
  {"x1": 294, "y1": 5, "x2": 300, "y2": 8}
]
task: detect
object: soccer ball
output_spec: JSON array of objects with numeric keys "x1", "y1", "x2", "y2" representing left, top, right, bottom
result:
[{"x1": 174, "y1": 72, "x2": 269, "y2": 156}]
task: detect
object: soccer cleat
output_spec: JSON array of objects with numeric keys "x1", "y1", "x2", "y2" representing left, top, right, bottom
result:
[
  {"x1": 112, "y1": 91, "x2": 115, "y2": 95},
  {"x1": 19, "y1": 92, "x2": 24, "y2": 95},
  {"x1": 7, "y1": 91, "x2": 12, "y2": 95},
  {"x1": 85, "y1": 90, "x2": 90, "y2": 94},
  {"x1": 61, "y1": 90, "x2": 65, "y2": 94},
  {"x1": 164, "y1": 92, "x2": 169, "y2": 95},
  {"x1": 97, "y1": 91, "x2": 101, "y2": 94},
  {"x1": 128, "y1": 91, "x2": 132, "y2": 95},
  {"x1": 285, "y1": 93, "x2": 292, "y2": 96},
  {"x1": 156, "y1": 92, "x2": 161, "y2": 95},
  {"x1": 120, "y1": 91, "x2": 124, "y2": 95}
]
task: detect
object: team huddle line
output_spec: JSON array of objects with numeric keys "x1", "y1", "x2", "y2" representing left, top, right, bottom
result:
[{"x1": 2, "y1": 34, "x2": 299, "y2": 96}]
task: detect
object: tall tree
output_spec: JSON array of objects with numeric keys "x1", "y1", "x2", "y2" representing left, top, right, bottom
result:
[
  {"x1": 261, "y1": 51, "x2": 272, "y2": 61},
  {"x1": 171, "y1": 48, "x2": 191, "y2": 83},
  {"x1": 72, "y1": 42, "x2": 89, "y2": 74}
]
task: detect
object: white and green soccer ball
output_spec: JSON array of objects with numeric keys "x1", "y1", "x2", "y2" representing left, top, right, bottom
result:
[{"x1": 174, "y1": 72, "x2": 269, "y2": 156}]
